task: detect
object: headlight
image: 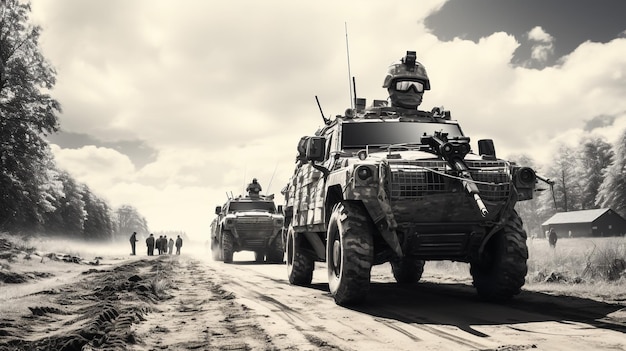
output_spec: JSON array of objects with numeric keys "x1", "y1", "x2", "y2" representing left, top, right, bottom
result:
[
  {"x1": 514, "y1": 167, "x2": 536, "y2": 187},
  {"x1": 357, "y1": 166, "x2": 372, "y2": 180},
  {"x1": 226, "y1": 219, "x2": 234, "y2": 226}
]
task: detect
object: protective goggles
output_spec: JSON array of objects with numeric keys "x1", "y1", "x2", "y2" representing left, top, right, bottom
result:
[{"x1": 394, "y1": 80, "x2": 424, "y2": 93}]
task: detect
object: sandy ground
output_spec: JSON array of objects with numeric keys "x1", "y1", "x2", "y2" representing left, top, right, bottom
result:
[{"x1": 1, "y1": 238, "x2": 625, "y2": 351}]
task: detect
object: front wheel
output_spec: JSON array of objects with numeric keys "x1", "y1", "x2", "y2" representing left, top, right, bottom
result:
[
  {"x1": 327, "y1": 202, "x2": 374, "y2": 306},
  {"x1": 266, "y1": 236, "x2": 284, "y2": 263},
  {"x1": 254, "y1": 251, "x2": 265, "y2": 263},
  {"x1": 470, "y1": 210, "x2": 528, "y2": 301},
  {"x1": 286, "y1": 225, "x2": 314, "y2": 285},
  {"x1": 391, "y1": 256, "x2": 425, "y2": 284},
  {"x1": 222, "y1": 231, "x2": 234, "y2": 264}
]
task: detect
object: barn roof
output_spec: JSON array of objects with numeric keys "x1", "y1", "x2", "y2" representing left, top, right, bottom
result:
[{"x1": 542, "y1": 208, "x2": 612, "y2": 226}]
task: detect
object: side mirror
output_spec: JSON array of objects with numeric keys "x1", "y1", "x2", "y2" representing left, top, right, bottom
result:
[
  {"x1": 215, "y1": 206, "x2": 222, "y2": 215},
  {"x1": 306, "y1": 136, "x2": 326, "y2": 162},
  {"x1": 478, "y1": 139, "x2": 496, "y2": 159},
  {"x1": 297, "y1": 136, "x2": 309, "y2": 159},
  {"x1": 277, "y1": 205, "x2": 283, "y2": 213}
]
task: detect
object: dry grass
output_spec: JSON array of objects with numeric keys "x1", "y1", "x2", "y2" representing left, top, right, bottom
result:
[
  {"x1": 527, "y1": 236, "x2": 626, "y2": 283},
  {"x1": 0, "y1": 232, "x2": 36, "y2": 252},
  {"x1": 424, "y1": 236, "x2": 626, "y2": 303}
]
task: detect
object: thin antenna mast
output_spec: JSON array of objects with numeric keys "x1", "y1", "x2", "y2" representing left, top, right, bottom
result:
[
  {"x1": 266, "y1": 162, "x2": 278, "y2": 194},
  {"x1": 345, "y1": 22, "x2": 353, "y2": 109},
  {"x1": 242, "y1": 166, "x2": 247, "y2": 195}
]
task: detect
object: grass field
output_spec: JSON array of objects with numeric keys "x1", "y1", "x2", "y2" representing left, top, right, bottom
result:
[
  {"x1": 424, "y1": 236, "x2": 626, "y2": 303},
  {"x1": 527, "y1": 236, "x2": 626, "y2": 282}
]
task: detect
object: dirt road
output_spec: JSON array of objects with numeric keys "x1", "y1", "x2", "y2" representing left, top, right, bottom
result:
[{"x1": 1, "y1": 252, "x2": 625, "y2": 351}]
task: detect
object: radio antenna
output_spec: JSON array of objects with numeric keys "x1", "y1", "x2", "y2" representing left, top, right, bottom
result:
[
  {"x1": 315, "y1": 95, "x2": 331, "y2": 125},
  {"x1": 345, "y1": 22, "x2": 354, "y2": 109},
  {"x1": 242, "y1": 166, "x2": 247, "y2": 195},
  {"x1": 266, "y1": 162, "x2": 278, "y2": 194}
]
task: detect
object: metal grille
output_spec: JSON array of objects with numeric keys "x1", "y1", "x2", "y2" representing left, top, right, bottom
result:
[
  {"x1": 467, "y1": 161, "x2": 510, "y2": 201},
  {"x1": 388, "y1": 160, "x2": 510, "y2": 201},
  {"x1": 235, "y1": 218, "x2": 275, "y2": 236}
]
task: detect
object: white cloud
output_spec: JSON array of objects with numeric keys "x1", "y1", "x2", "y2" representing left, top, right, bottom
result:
[
  {"x1": 51, "y1": 145, "x2": 136, "y2": 186},
  {"x1": 527, "y1": 26, "x2": 554, "y2": 43},
  {"x1": 527, "y1": 26, "x2": 554, "y2": 63}
]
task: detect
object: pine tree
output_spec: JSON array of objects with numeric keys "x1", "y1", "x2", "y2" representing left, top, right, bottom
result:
[
  {"x1": 596, "y1": 129, "x2": 626, "y2": 217},
  {"x1": 578, "y1": 137, "x2": 613, "y2": 209}
]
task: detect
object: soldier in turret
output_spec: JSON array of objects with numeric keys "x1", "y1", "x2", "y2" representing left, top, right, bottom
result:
[
  {"x1": 246, "y1": 178, "x2": 262, "y2": 198},
  {"x1": 382, "y1": 50, "x2": 432, "y2": 113}
]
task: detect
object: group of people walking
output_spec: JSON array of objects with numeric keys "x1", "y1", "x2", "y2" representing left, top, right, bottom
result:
[{"x1": 131, "y1": 232, "x2": 183, "y2": 256}]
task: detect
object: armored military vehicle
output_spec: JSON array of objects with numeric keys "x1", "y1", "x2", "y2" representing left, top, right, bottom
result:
[
  {"x1": 282, "y1": 101, "x2": 541, "y2": 305},
  {"x1": 211, "y1": 194, "x2": 284, "y2": 263}
]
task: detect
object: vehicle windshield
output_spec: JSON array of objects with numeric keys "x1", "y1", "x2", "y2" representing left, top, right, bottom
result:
[
  {"x1": 341, "y1": 121, "x2": 464, "y2": 149},
  {"x1": 228, "y1": 201, "x2": 276, "y2": 213}
]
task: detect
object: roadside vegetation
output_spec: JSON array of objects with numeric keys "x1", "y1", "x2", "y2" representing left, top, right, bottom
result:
[
  {"x1": 527, "y1": 236, "x2": 626, "y2": 283},
  {"x1": 426, "y1": 236, "x2": 626, "y2": 304}
]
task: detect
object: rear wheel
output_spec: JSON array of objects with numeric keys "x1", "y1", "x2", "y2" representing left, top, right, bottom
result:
[
  {"x1": 327, "y1": 202, "x2": 374, "y2": 306},
  {"x1": 211, "y1": 239, "x2": 222, "y2": 261},
  {"x1": 286, "y1": 225, "x2": 314, "y2": 285},
  {"x1": 222, "y1": 231, "x2": 234, "y2": 264},
  {"x1": 266, "y1": 236, "x2": 284, "y2": 263},
  {"x1": 391, "y1": 256, "x2": 425, "y2": 284},
  {"x1": 470, "y1": 210, "x2": 528, "y2": 301}
]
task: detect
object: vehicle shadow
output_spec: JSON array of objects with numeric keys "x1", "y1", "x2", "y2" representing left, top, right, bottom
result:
[{"x1": 344, "y1": 281, "x2": 626, "y2": 336}]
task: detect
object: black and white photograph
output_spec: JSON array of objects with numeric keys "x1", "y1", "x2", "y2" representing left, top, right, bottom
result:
[{"x1": 1, "y1": 0, "x2": 625, "y2": 350}]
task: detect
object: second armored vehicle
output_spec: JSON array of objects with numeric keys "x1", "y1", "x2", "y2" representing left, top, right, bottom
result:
[{"x1": 211, "y1": 194, "x2": 284, "y2": 263}]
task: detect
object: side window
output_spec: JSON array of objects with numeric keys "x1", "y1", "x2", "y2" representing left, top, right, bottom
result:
[{"x1": 325, "y1": 134, "x2": 333, "y2": 161}]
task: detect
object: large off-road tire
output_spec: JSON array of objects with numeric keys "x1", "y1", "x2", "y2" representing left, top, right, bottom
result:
[
  {"x1": 211, "y1": 239, "x2": 222, "y2": 261},
  {"x1": 254, "y1": 251, "x2": 265, "y2": 263},
  {"x1": 222, "y1": 231, "x2": 234, "y2": 264},
  {"x1": 286, "y1": 225, "x2": 314, "y2": 285},
  {"x1": 266, "y1": 236, "x2": 284, "y2": 263},
  {"x1": 470, "y1": 210, "x2": 528, "y2": 301},
  {"x1": 327, "y1": 202, "x2": 374, "y2": 306},
  {"x1": 391, "y1": 256, "x2": 425, "y2": 284}
]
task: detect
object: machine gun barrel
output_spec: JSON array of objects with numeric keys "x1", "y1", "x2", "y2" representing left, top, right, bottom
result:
[
  {"x1": 422, "y1": 134, "x2": 489, "y2": 217},
  {"x1": 453, "y1": 160, "x2": 489, "y2": 218}
]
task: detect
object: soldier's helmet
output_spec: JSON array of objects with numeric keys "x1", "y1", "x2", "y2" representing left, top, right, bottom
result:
[{"x1": 382, "y1": 51, "x2": 431, "y2": 91}]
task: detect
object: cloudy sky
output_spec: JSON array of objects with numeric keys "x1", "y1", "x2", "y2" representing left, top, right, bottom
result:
[{"x1": 30, "y1": 0, "x2": 626, "y2": 240}]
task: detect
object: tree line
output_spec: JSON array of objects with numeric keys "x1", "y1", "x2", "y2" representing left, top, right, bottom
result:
[{"x1": 0, "y1": 0, "x2": 149, "y2": 241}]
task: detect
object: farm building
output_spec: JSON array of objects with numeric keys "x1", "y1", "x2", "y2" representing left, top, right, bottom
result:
[{"x1": 541, "y1": 208, "x2": 626, "y2": 238}]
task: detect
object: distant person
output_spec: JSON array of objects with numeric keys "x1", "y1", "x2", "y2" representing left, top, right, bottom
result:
[
  {"x1": 175, "y1": 235, "x2": 183, "y2": 255},
  {"x1": 246, "y1": 178, "x2": 262, "y2": 198},
  {"x1": 168, "y1": 237, "x2": 174, "y2": 255},
  {"x1": 548, "y1": 228, "x2": 558, "y2": 248},
  {"x1": 162, "y1": 235, "x2": 168, "y2": 255},
  {"x1": 129, "y1": 232, "x2": 138, "y2": 255},
  {"x1": 146, "y1": 234, "x2": 155, "y2": 256},
  {"x1": 157, "y1": 235, "x2": 164, "y2": 255}
]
